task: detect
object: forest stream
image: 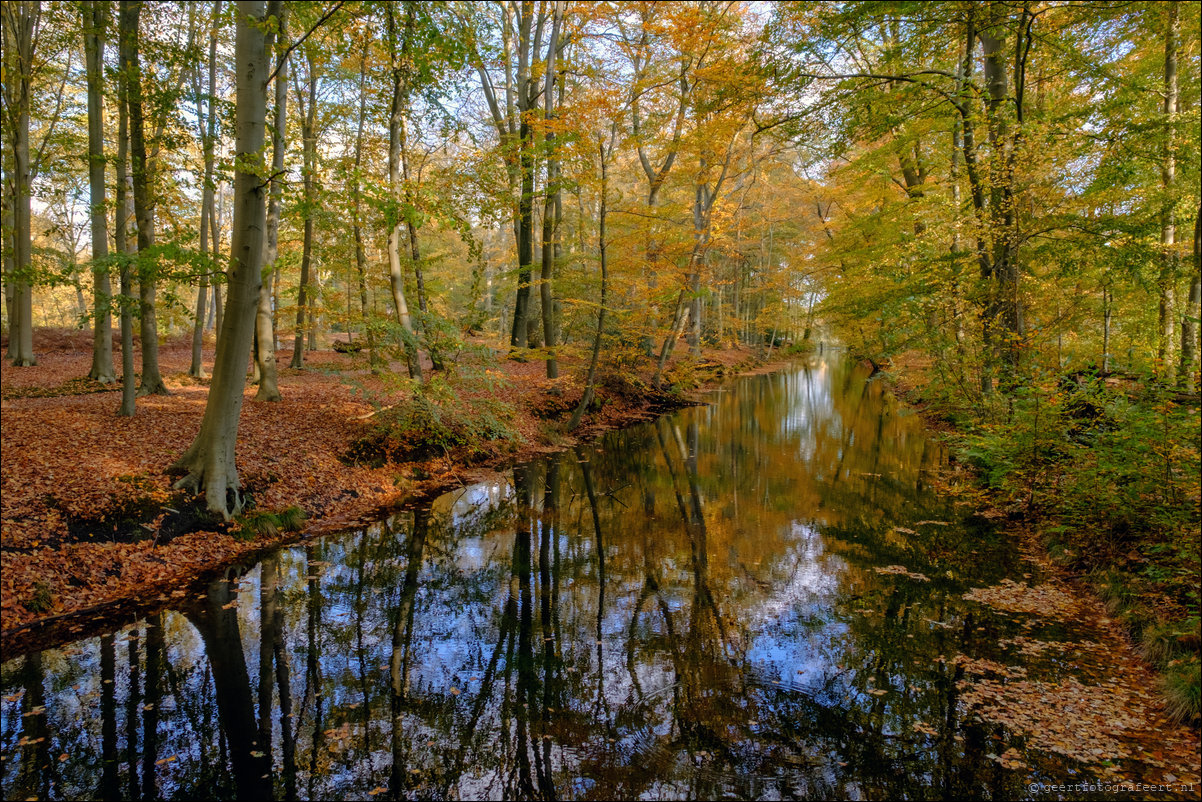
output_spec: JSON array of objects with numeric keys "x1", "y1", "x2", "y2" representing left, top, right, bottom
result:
[{"x1": 1, "y1": 359, "x2": 1196, "y2": 800}]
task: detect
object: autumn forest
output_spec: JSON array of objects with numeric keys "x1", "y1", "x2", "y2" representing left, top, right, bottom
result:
[{"x1": 1, "y1": 1, "x2": 1200, "y2": 799}]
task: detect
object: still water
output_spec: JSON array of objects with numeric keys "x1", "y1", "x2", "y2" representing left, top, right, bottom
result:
[{"x1": 1, "y1": 360, "x2": 1105, "y2": 799}]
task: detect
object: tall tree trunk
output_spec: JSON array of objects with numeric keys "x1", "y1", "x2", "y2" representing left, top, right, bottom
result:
[
  {"x1": 512, "y1": 112, "x2": 535, "y2": 353},
  {"x1": 1157, "y1": 1, "x2": 1179, "y2": 380},
  {"x1": 3, "y1": 186, "x2": 14, "y2": 362},
  {"x1": 83, "y1": 1, "x2": 116, "y2": 382},
  {"x1": 2, "y1": 0, "x2": 39, "y2": 367},
  {"x1": 385, "y1": 5, "x2": 422, "y2": 381},
  {"x1": 395, "y1": 5, "x2": 440, "y2": 371},
  {"x1": 120, "y1": 0, "x2": 167, "y2": 395},
  {"x1": 116, "y1": 29, "x2": 137, "y2": 417},
  {"x1": 400, "y1": 117, "x2": 441, "y2": 371},
  {"x1": 191, "y1": 211, "x2": 210, "y2": 377},
  {"x1": 171, "y1": 0, "x2": 274, "y2": 518},
  {"x1": 688, "y1": 183, "x2": 705, "y2": 358},
  {"x1": 350, "y1": 37, "x2": 376, "y2": 372},
  {"x1": 211, "y1": 187, "x2": 224, "y2": 341},
  {"x1": 289, "y1": 54, "x2": 316, "y2": 369},
  {"x1": 569, "y1": 136, "x2": 610, "y2": 431},
  {"x1": 539, "y1": 4, "x2": 563, "y2": 381},
  {"x1": 254, "y1": 2, "x2": 285, "y2": 401},
  {"x1": 190, "y1": 2, "x2": 222, "y2": 378},
  {"x1": 1181, "y1": 206, "x2": 1200, "y2": 393}
]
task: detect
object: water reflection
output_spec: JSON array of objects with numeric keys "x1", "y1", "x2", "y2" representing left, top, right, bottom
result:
[{"x1": 4, "y1": 360, "x2": 1078, "y2": 800}]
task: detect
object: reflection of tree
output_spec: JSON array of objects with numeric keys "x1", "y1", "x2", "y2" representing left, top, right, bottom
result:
[
  {"x1": 142, "y1": 612, "x2": 163, "y2": 800},
  {"x1": 126, "y1": 625, "x2": 141, "y2": 799},
  {"x1": 14, "y1": 651, "x2": 51, "y2": 801},
  {"x1": 300, "y1": 545, "x2": 324, "y2": 800},
  {"x1": 183, "y1": 574, "x2": 273, "y2": 799},
  {"x1": 538, "y1": 455, "x2": 562, "y2": 798},
  {"x1": 99, "y1": 632, "x2": 119, "y2": 800},
  {"x1": 389, "y1": 506, "x2": 428, "y2": 797},
  {"x1": 511, "y1": 463, "x2": 538, "y2": 799},
  {"x1": 257, "y1": 553, "x2": 297, "y2": 799}
]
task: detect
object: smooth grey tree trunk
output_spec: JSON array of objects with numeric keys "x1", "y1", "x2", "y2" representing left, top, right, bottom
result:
[
  {"x1": 289, "y1": 52, "x2": 316, "y2": 369},
  {"x1": 385, "y1": 5, "x2": 422, "y2": 381},
  {"x1": 83, "y1": 1, "x2": 115, "y2": 382},
  {"x1": 254, "y1": 2, "x2": 285, "y2": 402},
  {"x1": 1157, "y1": 2, "x2": 1179, "y2": 379},
  {"x1": 539, "y1": 4, "x2": 563, "y2": 381},
  {"x1": 116, "y1": 43, "x2": 136, "y2": 417},
  {"x1": 120, "y1": 0, "x2": 167, "y2": 396},
  {"x1": 189, "y1": 2, "x2": 222, "y2": 378},
  {"x1": 350, "y1": 34, "x2": 376, "y2": 371},
  {"x1": 2, "y1": 0, "x2": 39, "y2": 367},
  {"x1": 569, "y1": 135, "x2": 612, "y2": 431},
  {"x1": 1181, "y1": 205, "x2": 1200, "y2": 393},
  {"x1": 172, "y1": 0, "x2": 273, "y2": 519}
]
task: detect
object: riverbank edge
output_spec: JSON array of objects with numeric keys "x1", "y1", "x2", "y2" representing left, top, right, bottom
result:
[
  {"x1": 1, "y1": 351, "x2": 797, "y2": 657},
  {"x1": 880, "y1": 354, "x2": 1201, "y2": 726}
]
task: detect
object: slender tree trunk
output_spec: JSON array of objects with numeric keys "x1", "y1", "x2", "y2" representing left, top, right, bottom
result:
[
  {"x1": 394, "y1": 7, "x2": 440, "y2": 371},
  {"x1": 1157, "y1": 2, "x2": 1179, "y2": 380},
  {"x1": 385, "y1": 5, "x2": 422, "y2": 381},
  {"x1": 191, "y1": 217, "x2": 210, "y2": 377},
  {"x1": 2, "y1": 0, "x2": 38, "y2": 366},
  {"x1": 120, "y1": 0, "x2": 167, "y2": 395},
  {"x1": 171, "y1": 0, "x2": 274, "y2": 518},
  {"x1": 116, "y1": 29, "x2": 136, "y2": 417},
  {"x1": 190, "y1": 2, "x2": 222, "y2": 378},
  {"x1": 1102, "y1": 281, "x2": 1112, "y2": 375},
  {"x1": 210, "y1": 188, "x2": 224, "y2": 341},
  {"x1": 400, "y1": 125, "x2": 442, "y2": 372},
  {"x1": 254, "y1": 2, "x2": 285, "y2": 401},
  {"x1": 1181, "y1": 206, "x2": 1200, "y2": 393},
  {"x1": 512, "y1": 113, "x2": 535, "y2": 353},
  {"x1": 3, "y1": 190, "x2": 14, "y2": 362},
  {"x1": 569, "y1": 136, "x2": 610, "y2": 431},
  {"x1": 350, "y1": 41, "x2": 376, "y2": 372},
  {"x1": 688, "y1": 186, "x2": 703, "y2": 359},
  {"x1": 289, "y1": 56, "x2": 316, "y2": 369},
  {"x1": 539, "y1": 5, "x2": 563, "y2": 381},
  {"x1": 83, "y1": 1, "x2": 116, "y2": 381}
]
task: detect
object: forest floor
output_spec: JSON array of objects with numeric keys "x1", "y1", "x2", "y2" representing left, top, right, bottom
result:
[
  {"x1": 0, "y1": 329, "x2": 788, "y2": 650},
  {"x1": 883, "y1": 351, "x2": 1201, "y2": 789}
]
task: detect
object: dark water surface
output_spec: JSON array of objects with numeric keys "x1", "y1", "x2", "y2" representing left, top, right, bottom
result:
[{"x1": 1, "y1": 361, "x2": 1117, "y2": 799}]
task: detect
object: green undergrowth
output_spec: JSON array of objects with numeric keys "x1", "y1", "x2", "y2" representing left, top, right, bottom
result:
[
  {"x1": 23, "y1": 581, "x2": 53, "y2": 613},
  {"x1": 911, "y1": 365, "x2": 1201, "y2": 724},
  {"x1": 344, "y1": 371, "x2": 519, "y2": 467},
  {"x1": 234, "y1": 505, "x2": 307, "y2": 542}
]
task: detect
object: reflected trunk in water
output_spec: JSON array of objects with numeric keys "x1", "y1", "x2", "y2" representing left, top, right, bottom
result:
[
  {"x1": 100, "y1": 633, "x2": 119, "y2": 799},
  {"x1": 389, "y1": 508, "x2": 428, "y2": 797},
  {"x1": 185, "y1": 576, "x2": 272, "y2": 800}
]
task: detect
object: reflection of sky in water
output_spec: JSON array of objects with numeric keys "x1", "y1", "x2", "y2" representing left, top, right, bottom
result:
[{"x1": 3, "y1": 360, "x2": 1088, "y2": 801}]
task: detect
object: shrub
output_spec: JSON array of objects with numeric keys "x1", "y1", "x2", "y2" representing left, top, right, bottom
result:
[
  {"x1": 234, "y1": 505, "x2": 307, "y2": 542},
  {"x1": 346, "y1": 374, "x2": 518, "y2": 467}
]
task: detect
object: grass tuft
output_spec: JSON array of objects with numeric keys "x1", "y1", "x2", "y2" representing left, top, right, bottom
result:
[
  {"x1": 1163, "y1": 659, "x2": 1201, "y2": 725},
  {"x1": 23, "y1": 581, "x2": 53, "y2": 613}
]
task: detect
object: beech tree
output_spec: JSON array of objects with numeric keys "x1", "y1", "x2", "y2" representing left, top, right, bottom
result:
[
  {"x1": 171, "y1": 0, "x2": 276, "y2": 518},
  {"x1": 2, "y1": 0, "x2": 40, "y2": 367},
  {"x1": 82, "y1": 1, "x2": 115, "y2": 383},
  {"x1": 252, "y1": 0, "x2": 285, "y2": 402}
]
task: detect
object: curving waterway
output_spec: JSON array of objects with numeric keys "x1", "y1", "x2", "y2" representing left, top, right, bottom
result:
[{"x1": 0, "y1": 360, "x2": 1156, "y2": 800}]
